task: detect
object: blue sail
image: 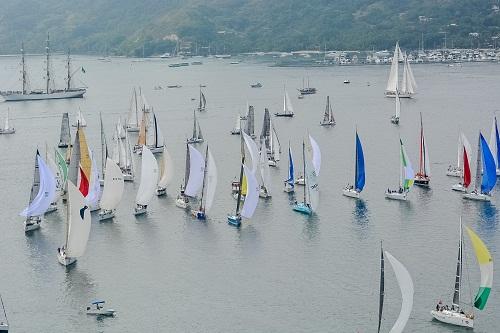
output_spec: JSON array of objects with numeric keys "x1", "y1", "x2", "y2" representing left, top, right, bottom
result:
[
  {"x1": 355, "y1": 133, "x2": 366, "y2": 191},
  {"x1": 480, "y1": 133, "x2": 497, "y2": 194},
  {"x1": 495, "y1": 118, "x2": 500, "y2": 167},
  {"x1": 287, "y1": 146, "x2": 294, "y2": 186}
]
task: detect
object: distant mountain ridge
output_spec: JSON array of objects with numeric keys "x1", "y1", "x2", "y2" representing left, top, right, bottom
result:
[{"x1": 1, "y1": 0, "x2": 499, "y2": 56}]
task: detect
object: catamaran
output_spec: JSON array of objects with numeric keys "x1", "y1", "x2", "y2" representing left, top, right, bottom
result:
[
  {"x1": 463, "y1": 133, "x2": 496, "y2": 201},
  {"x1": 230, "y1": 114, "x2": 241, "y2": 135},
  {"x1": 275, "y1": 88, "x2": 294, "y2": 117},
  {"x1": 284, "y1": 143, "x2": 295, "y2": 193},
  {"x1": 197, "y1": 86, "x2": 207, "y2": 112},
  {"x1": 489, "y1": 115, "x2": 500, "y2": 176},
  {"x1": 188, "y1": 110, "x2": 204, "y2": 143},
  {"x1": 390, "y1": 89, "x2": 401, "y2": 124},
  {"x1": 414, "y1": 113, "x2": 431, "y2": 186},
  {"x1": 343, "y1": 131, "x2": 365, "y2": 198},
  {"x1": 292, "y1": 139, "x2": 319, "y2": 215},
  {"x1": 175, "y1": 141, "x2": 191, "y2": 209},
  {"x1": 0, "y1": 109, "x2": 15, "y2": 134},
  {"x1": 191, "y1": 146, "x2": 217, "y2": 220},
  {"x1": 21, "y1": 151, "x2": 57, "y2": 232},
  {"x1": 156, "y1": 144, "x2": 174, "y2": 196},
  {"x1": 126, "y1": 88, "x2": 141, "y2": 132},
  {"x1": 377, "y1": 243, "x2": 414, "y2": 333},
  {"x1": 72, "y1": 108, "x2": 87, "y2": 127},
  {"x1": 385, "y1": 42, "x2": 417, "y2": 98},
  {"x1": 57, "y1": 181, "x2": 91, "y2": 266},
  {"x1": 58, "y1": 113, "x2": 71, "y2": 148},
  {"x1": 133, "y1": 146, "x2": 158, "y2": 215},
  {"x1": 0, "y1": 36, "x2": 86, "y2": 102},
  {"x1": 98, "y1": 158, "x2": 124, "y2": 221},
  {"x1": 431, "y1": 219, "x2": 493, "y2": 328},
  {"x1": 385, "y1": 139, "x2": 414, "y2": 200},
  {"x1": 319, "y1": 96, "x2": 335, "y2": 126}
]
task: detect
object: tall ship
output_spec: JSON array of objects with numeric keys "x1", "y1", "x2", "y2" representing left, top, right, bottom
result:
[{"x1": 0, "y1": 34, "x2": 86, "y2": 102}]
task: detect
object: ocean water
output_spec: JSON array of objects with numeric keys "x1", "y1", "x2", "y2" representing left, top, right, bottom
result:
[{"x1": 0, "y1": 56, "x2": 499, "y2": 332}]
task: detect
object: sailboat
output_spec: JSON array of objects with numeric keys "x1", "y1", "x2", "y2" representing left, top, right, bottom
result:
[
  {"x1": 343, "y1": 131, "x2": 365, "y2": 198},
  {"x1": 175, "y1": 141, "x2": 191, "y2": 209},
  {"x1": 319, "y1": 96, "x2": 335, "y2": 126},
  {"x1": 58, "y1": 113, "x2": 71, "y2": 148},
  {"x1": 86, "y1": 150, "x2": 101, "y2": 211},
  {"x1": 156, "y1": 144, "x2": 174, "y2": 196},
  {"x1": 390, "y1": 89, "x2": 401, "y2": 124},
  {"x1": 275, "y1": 88, "x2": 294, "y2": 117},
  {"x1": 447, "y1": 133, "x2": 464, "y2": 177},
  {"x1": 99, "y1": 112, "x2": 108, "y2": 186},
  {"x1": 283, "y1": 143, "x2": 295, "y2": 193},
  {"x1": 431, "y1": 220, "x2": 493, "y2": 328},
  {"x1": 191, "y1": 146, "x2": 217, "y2": 219},
  {"x1": 385, "y1": 139, "x2": 414, "y2": 200},
  {"x1": 126, "y1": 88, "x2": 141, "y2": 132},
  {"x1": 0, "y1": 36, "x2": 86, "y2": 102},
  {"x1": 414, "y1": 113, "x2": 431, "y2": 186},
  {"x1": 463, "y1": 132, "x2": 497, "y2": 201},
  {"x1": 385, "y1": 42, "x2": 416, "y2": 98},
  {"x1": 72, "y1": 108, "x2": 87, "y2": 127},
  {"x1": 134, "y1": 108, "x2": 148, "y2": 153},
  {"x1": 98, "y1": 158, "x2": 124, "y2": 221},
  {"x1": 292, "y1": 140, "x2": 319, "y2": 215},
  {"x1": 298, "y1": 77, "x2": 317, "y2": 95},
  {"x1": 452, "y1": 133, "x2": 472, "y2": 192},
  {"x1": 183, "y1": 145, "x2": 206, "y2": 212},
  {"x1": 197, "y1": 86, "x2": 207, "y2": 112},
  {"x1": 133, "y1": 146, "x2": 159, "y2": 215},
  {"x1": 489, "y1": 115, "x2": 500, "y2": 176},
  {"x1": 57, "y1": 181, "x2": 91, "y2": 266},
  {"x1": 145, "y1": 112, "x2": 165, "y2": 154},
  {"x1": 21, "y1": 151, "x2": 57, "y2": 232},
  {"x1": 230, "y1": 114, "x2": 241, "y2": 135},
  {"x1": 115, "y1": 131, "x2": 134, "y2": 181},
  {"x1": 377, "y1": 243, "x2": 414, "y2": 333},
  {"x1": 244, "y1": 105, "x2": 256, "y2": 139},
  {"x1": 0, "y1": 109, "x2": 15, "y2": 134},
  {"x1": 188, "y1": 110, "x2": 204, "y2": 143},
  {"x1": 116, "y1": 117, "x2": 126, "y2": 139},
  {"x1": 261, "y1": 109, "x2": 281, "y2": 167},
  {"x1": 258, "y1": 139, "x2": 272, "y2": 198}
]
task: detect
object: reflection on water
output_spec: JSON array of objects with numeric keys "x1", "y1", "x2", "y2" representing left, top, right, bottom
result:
[
  {"x1": 478, "y1": 201, "x2": 498, "y2": 234},
  {"x1": 302, "y1": 214, "x2": 319, "y2": 241}
]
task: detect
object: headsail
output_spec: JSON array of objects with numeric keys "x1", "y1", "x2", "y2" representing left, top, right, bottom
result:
[
  {"x1": 355, "y1": 132, "x2": 366, "y2": 192},
  {"x1": 205, "y1": 147, "x2": 217, "y2": 213},
  {"x1": 100, "y1": 158, "x2": 124, "y2": 211},
  {"x1": 287, "y1": 145, "x2": 294, "y2": 186},
  {"x1": 479, "y1": 133, "x2": 496, "y2": 194},
  {"x1": 135, "y1": 146, "x2": 158, "y2": 206},
  {"x1": 309, "y1": 134, "x2": 321, "y2": 176},
  {"x1": 158, "y1": 145, "x2": 174, "y2": 189},
  {"x1": 241, "y1": 165, "x2": 259, "y2": 218},
  {"x1": 243, "y1": 131, "x2": 259, "y2": 173},
  {"x1": 400, "y1": 139, "x2": 414, "y2": 190},
  {"x1": 85, "y1": 150, "x2": 101, "y2": 207},
  {"x1": 65, "y1": 181, "x2": 91, "y2": 258},
  {"x1": 378, "y1": 243, "x2": 384, "y2": 333},
  {"x1": 184, "y1": 145, "x2": 205, "y2": 197},
  {"x1": 386, "y1": 42, "x2": 402, "y2": 93}
]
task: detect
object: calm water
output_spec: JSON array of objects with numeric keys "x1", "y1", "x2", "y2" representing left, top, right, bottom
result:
[{"x1": 0, "y1": 56, "x2": 499, "y2": 332}]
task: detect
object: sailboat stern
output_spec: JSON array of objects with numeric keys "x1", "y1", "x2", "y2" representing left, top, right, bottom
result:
[
  {"x1": 57, "y1": 248, "x2": 77, "y2": 266},
  {"x1": 227, "y1": 214, "x2": 241, "y2": 227},
  {"x1": 24, "y1": 216, "x2": 42, "y2": 232},
  {"x1": 431, "y1": 309, "x2": 473, "y2": 328}
]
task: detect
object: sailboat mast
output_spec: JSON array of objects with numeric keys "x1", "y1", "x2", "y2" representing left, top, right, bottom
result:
[
  {"x1": 378, "y1": 241, "x2": 385, "y2": 333},
  {"x1": 474, "y1": 133, "x2": 482, "y2": 192},
  {"x1": 302, "y1": 140, "x2": 306, "y2": 204},
  {"x1": 453, "y1": 219, "x2": 463, "y2": 306},
  {"x1": 66, "y1": 49, "x2": 71, "y2": 90},
  {"x1": 192, "y1": 110, "x2": 197, "y2": 139},
  {"x1": 45, "y1": 32, "x2": 50, "y2": 94},
  {"x1": 134, "y1": 88, "x2": 139, "y2": 126},
  {"x1": 399, "y1": 140, "x2": 404, "y2": 189},
  {"x1": 100, "y1": 113, "x2": 107, "y2": 176},
  {"x1": 235, "y1": 135, "x2": 245, "y2": 214},
  {"x1": 153, "y1": 112, "x2": 159, "y2": 148},
  {"x1": 21, "y1": 42, "x2": 26, "y2": 95},
  {"x1": 184, "y1": 141, "x2": 189, "y2": 189},
  {"x1": 199, "y1": 145, "x2": 209, "y2": 210},
  {"x1": 419, "y1": 113, "x2": 424, "y2": 174}
]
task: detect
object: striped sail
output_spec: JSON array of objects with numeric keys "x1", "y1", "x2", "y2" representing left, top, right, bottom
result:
[{"x1": 465, "y1": 226, "x2": 493, "y2": 310}]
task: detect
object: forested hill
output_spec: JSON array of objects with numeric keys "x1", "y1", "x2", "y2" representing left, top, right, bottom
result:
[{"x1": 1, "y1": 0, "x2": 499, "y2": 56}]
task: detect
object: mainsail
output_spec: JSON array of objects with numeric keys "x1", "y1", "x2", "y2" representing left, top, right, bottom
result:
[
  {"x1": 135, "y1": 146, "x2": 158, "y2": 206},
  {"x1": 58, "y1": 112, "x2": 71, "y2": 147},
  {"x1": 157, "y1": 145, "x2": 174, "y2": 189},
  {"x1": 355, "y1": 132, "x2": 366, "y2": 192},
  {"x1": 184, "y1": 145, "x2": 205, "y2": 197},
  {"x1": 65, "y1": 181, "x2": 91, "y2": 258},
  {"x1": 479, "y1": 133, "x2": 496, "y2": 194},
  {"x1": 309, "y1": 134, "x2": 321, "y2": 176},
  {"x1": 100, "y1": 158, "x2": 124, "y2": 211},
  {"x1": 386, "y1": 42, "x2": 403, "y2": 93},
  {"x1": 204, "y1": 146, "x2": 217, "y2": 213}
]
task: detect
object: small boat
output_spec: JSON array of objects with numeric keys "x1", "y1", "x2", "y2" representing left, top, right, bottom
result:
[
  {"x1": 452, "y1": 133, "x2": 471, "y2": 192},
  {"x1": 414, "y1": 113, "x2": 431, "y2": 186},
  {"x1": 167, "y1": 85, "x2": 182, "y2": 88},
  {"x1": 298, "y1": 78, "x2": 317, "y2": 95},
  {"x1": 187, "y1": 110, "x2": 204, "y2": 144},
  {"x1": 447, "y1": 133, "x2": 464, "y2": 177},
  {"x1": 275, "y1": 88, "x2": 294, "y2": 117},
  {"x1": 72, "y1": 108, "x2": 87, "y2": 127},
  {"x1": 283, "y1": 143, "x2": 294, "y2": 193},
  {"x1": 191, "y1": 61, "x2": 203, "y2": 65},
  {"x1": 292, "y1": 139, "x2": 319, "y2": 215},
  {"x1": 98, "y1": 158, "x2": 124, "y2": 221},
  {"x1": 343, "y1": 79, "x2": 350, "y2": 84},
  {"x1": 21, "y1": 151, "x2": 57, "y2": 232},
  {"x1": 488, "y1": 115, "x2": 500, "y2": 176},
  {"x1": 156, "y1": 144, "x2": 174, "y2": 196},
  {"x1": 319, "y1": 96, "x2": 335, "y2": 126},
  {"x1": 197, "y1": 86, "x2": 206, "y2": 112},
  {"x1": 190, "y1": 145, "x2": 217, "y2": 220},
  {"x1": 430, "y1": 219, "x2": 493, "y2": 328},
  {"x1": 463, "y1": 133, "x2": 496, "y2": 201},
  {"x1": 390, "y1": 89, "x2": 401, "y2": 124},
  {"x1": 297, "y1": 95, "x2": 304, "y2": 99},
  {"x1": 86, "y1": 300, "x2": 115, "y2": 317},
  {"x1": 377, "y1": 243, "x2": 414, "y2": 333},
  {"x1": 385, "y1": 139, "x2": 414, "y2": 201},
  {"x1": 385, "y1": 42, "x2": 417, "y2": 98},
  {"x1": 250, "y1": 83, "x2": 262, "y2": 88},
  {"x1": 58, "y1": 113, "x2": 71, "y2": 148},
  {"x1": 126, "y1": 88, "x2": 141, "y2": 132},
  {"x1": 175, "y1": 141, "x2": 191, "y2": 209},
  {"x1": 230, "y1": 61, "x2": 240, "y2": 65},
  {"x1": 343, "y1": 131, "x2": 365, "y2": 198},
  {"x1": 230, "y1": 114, "x2": 241, "y2": 135},
  {"x1": 0, "y1": 109, "x2": 15, "y2": 134},
  {"x1": 0, "y1": 294, "x2": 8, "y2": 332},
  {"x1": 133, "y1": 146, "x2": 158, "y2": 215}
]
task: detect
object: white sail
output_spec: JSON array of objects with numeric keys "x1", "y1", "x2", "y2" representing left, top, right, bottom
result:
[
  {"x1": 284, "y1": 91, "x2": 294, "y2": 114},
  {"x1": 111, "y1": 132, "x2": 119, "y2": 165},
  {"x1": 118, "y1": 136, "x2": 126, "y2": 169},
  {"x1": 127, "y1": 88, "x2": 140, "y2": 127},
  {"x1": 65, "y1": 181, "x2": 91, "y2": 258},
  {"x1": 402, "y1": 56, "x2": 416, "y2": 95},
  {"x1": 100, "y1": 158, "x2": 124, "y2": 210},
  {"x1": 385, "y1": 251, "x2": 414, "y2": 333},
  {"x1": 271, "y1": 125, "x2": 281, "y2": 161},
  {"x1": 423, "y1": 134, "x2": 431, "y2": 177},
  {"x1": 460, "y1": 133, "x2": 472, "y2": 169},
  {"x1": 135, "y1": 146, "x2": 159, "y2": 206},
  {"x1": 85, "y1": 150, "x2": 101, "y2": 207},
  {"x1": 406, "y1": 58, "x2": 417, "y2": 91},
  {"x1": 157, "y1": 145, "x2": 174, "y2": 188},
  {"x1": 75, "y1": 109, "x2": 87, "y2": 127},
  {"x1": 47, "y1": 152, "x2": 62, "y2": 199},
  {"x1": 4, "y1": 110, "x2": 10, "y2": 130},
  {"x1": 21, "y1": 155, "x2": 57, "y2": 217},
  {"x1": 395, "y1": 90, "x2": 401, "y2": 118},
  {"x1": 184, "y1": 145, "x2": 205, "y2": 197},
  {"x1": 243, "y1": 131, "x2": 259, "y2": 173},
  {"x1": 154, "y1": 114, "x2": 165, "y2": 147},
  {"x1": 386, "y1": 42, "x2": 402, "y2": 93},
  {"x1": 308, "y1": 134, "x2": 321, "y2": 176},
  {"x1": 241, "y1": 165, "x2": 259, "y2": 218},
  {"x1": 489, "y1": 118, "x2": 498, "y2": 166},
  {"x1": 204, "y1": 147, "x2": 217, "y2": 213},
  {"x1": 234, "y1": 115, "x2": 241, "y2": 131},
  {"x1": 305, "y1": 159, "x2": 319, "y2": 211}
]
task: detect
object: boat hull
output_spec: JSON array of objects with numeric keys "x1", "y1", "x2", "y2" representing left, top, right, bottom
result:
[
  {"x1": 175, "y1": 196, "x2": 189, "y2": 209},
  {"x1": 385, "y1": 191, "x2": 407, "y2": 201},
  {"x1": 430, "y1": 310, "x2": 473, "y2": 328},
  {"x1": 446, "y1": 167, "x2": 462, "y2": 177},
  {"x1": 24, "y1": 216, "x2": 41, "y2": 232},
  {"x1": 45, "y1": 202, "x2": 58, "y2": 213},
  {"x1": 390, "y1": 116, "x2": 399, "y2": 124},
  {"x1": 414, "y1": 176, "x2": 430, "y2": 187},
  {"x1": 191, "y1": 210, "x2": 206, "y2": 220},
  {"x1": 1, "y1": 89, "x2": 86, "y2": 101},
  {"x1": 292, "y1": 202, "x2": 312, "y2": 215},
  {"x1": 463, "y1": 192, "x2": 491, "y2": 201},
  {"x1": 274, "y1": 113, "x2": 294, "y2": 117},
  {"x1": 385, "y1": 91, "x2": 413, "y2": 98},
  {"x1": 320, "y1": 121, "x2": 334, "y2": 126},
  {"x1": 295, "y1": 178, "x2": 305, "y2": 186},
  {"x1": 0, "y1": 128, "x2": 15, "y2": 134},
  {"x1": 283, "y1": 182, "x2": 294, "y2": 193},
  {"x1": 57, "y1": 250, "x2": 77, "y2": 266},
  {"x1": 123, "y1": 172, "x2": 134, "y2": 182},
  {"x1": 230, "y1": 129, "x2": 241, "y2": 135},
  {"x1": 126, "y1": 126, "x2": 140, "y2": 132},
  {"x1": 187, "y1": 138, "x2": 204, "y2": 144},
  {"x1": 98, "y1": 210, "x2": 115, "y2": 221},
  {"x1": 156, "y1": 187, "x2": 167, "y2": 196},
  {"x1": 133, "y1": 205, "x2": 147, "y2": 216},
  {"x1": 227, "y1": 214, "x2": 241, "y2": 227},
  {"x1": 342, "y1": 188, "x2": 361, "y2": 198},
  {"x1": 268, "y1": 160, "x2": 277, "y2": 167},
  {"x1": 87, "y1": 309, "x2": 115, "y2": 317},
  {"x1": 452, "y1": 184, "x2": 467, "y2": 192}
]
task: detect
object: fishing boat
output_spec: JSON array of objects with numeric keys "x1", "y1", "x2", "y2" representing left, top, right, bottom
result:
[
  {"x1": 99, "y1": 112, "x2": 108, "y2": 186},
  {"x1": 86, "y1": 300, "x2": 115, "y2": 317},
  {"x1": 275, "y1": 88, "x2": 294, "y2": 117},
  {"x1": 126, "y1": 88, "x2": 141, "y2": 132},
  {"x1": 377, "y1": 243, "x2": 414, "y2": 333},
  {"x1": 463, "y1": 133, "x2": 496, "y2": 201},
  {"x1": 0, "y1": 37, "x2": 86, "y2": 102},
  {"x1": 230, "y1": 114, "x2": 241, "y2": 135},
  {"x1": 385, "y1": 139, "x2": 414, "y2": 200},
  {"x1": 319, "y1": 96, "x2": 335, "y2": 126},
  {"x1": 298, "y1": 78, "x2": 317, "y2": 95},
  {"x1": 98, "y1": 158, "x2": 124, "y2": 221},
  {"x1": 452, "y1": 134, "x2": 472, "y2": 192},
  {"x1": 191, "y1": 146, "x2": 217, "y2": 219},
  {"x1": 58, "y1": 113, "x2": 71, "y2": 148},
  {"x1": 283, "y1": 143, "x2": 295, "y2": 193},
  {"x1": 0, "y1": 109, "x2": 15, "y2": 134},
  {"x1": 390, "y1": 89, "x2": 401, "y2": 124},
  {"x1": 156, "y1": 144, "x2": 174, "y2": 196},
  {"x1": 133, "y1": 146, "x2": 158, "y2": 215},
  {"x1": 414, "y1": 113, "x2": 431, "y2": 186},
  {"x1": 227, "y1": 161, "x2": 259, "y2": 227},
  {"x1": 72, "y1": 109, "x2": 87, "y2": 127},
  {"x1": 197, "y1": 86, "x2": 207, "y2": 112},
  {"x1": 188, "y1": 110, "x2": 204, "y2": 143},
  {"x1": 258, "y1": 139, "x2": 272, "y2": 198},
  {"x1": 385, "y1": 42, "x2": 416, "y2": 98},
  {"x1": 57, "y1": 181, "x2": 91, "y2": 266},
  {"x1": 21, "y1": 151, "x2": 57, "y2": 232},
  {"x1": 343, "y1": 131, "x2": 365, "y2": 198},
  {"x1": 175, "y1": 141, "x2": 191, "y2": 209},
  {"x1": 431, "y1": 220, "x2": 493, "y2": 328},
  {"x1": 292, "y1": 140, "x2": 319, "y2": 215},
  {"x1": 447, "y1": 134, "x2": 464, "y2": 177},
  {"x1": 489, "y1": 115, "x2": 500, "y2": 176}
]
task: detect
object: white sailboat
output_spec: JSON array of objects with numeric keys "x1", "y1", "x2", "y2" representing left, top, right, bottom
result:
[
  {"x1": 72, "y1": 108, "x2": 87, "y2": 127},
  {"x1": 175, "y1": 141, "x2": 191, "y2": 209},
  {"x1": 156, "y1": 144, "x2": 174, "y2": 196},
  {"x1": 230, "y1": 114, "x2": 241, "y2": 135},
  {"x1": 98, "y1": 158, "x2": 124, "y2": 221},
  {"x1": 57, "y1": 181, "x2": 91, "y2": 266},
  {"x1": 275, "y1": 88, "x2": 294, "y2": 117},
  {"x1": 452, "y1": 133, "x2": 472, "y2": 192},
  {"x1": 184, "y1": 145, "x2": 206, "y2": 202},
  {"x1": 58, "y1": 112, "x2": 71, "y2": 148},
  {"x1": 447, "y1": 133, "x2": 464, "y2": 177},
  {"x1": 385, "y1": 139, "x2": 414, "y2": 201},
  {"x1": 187, "y1": 110, "x2": 204, "y2": 143},
  {"x1": 319, "y1": 96, "x2": 335, "y2": 126},
  {"x1": 191, "y1": 145, "x2": 217, "y2": 219},
  {"x1": 21, "y1": 151, "x2": 57, "y2": 232},
  {"x1": 488, "y1": 115, "x2": 500, "y2": 176},
  {"x1": 385, "y1": 42, "x2": 416, "y2": 98},
  {"x1": 126, "y1": 88, "x2": 141, "y2": 132},
  {"x1": 390, "y1": 89, "x2": 401, "y2": 124},
  {"x1": 134, "y1": 146, "x2": 159, "y2": 215},
  {"x1": 0, "y1": 109, "x2": 15, "y2": 134}
]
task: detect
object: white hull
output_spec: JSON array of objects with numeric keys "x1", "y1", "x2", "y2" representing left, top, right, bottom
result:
[
  {"x1": 0, "y1": 128, "x2": 15, "y2": 134},
  {"x1": 87, "y1": 309, "x2": 115, "y2": 316},
  {"x1": 295, "y1": 177, "x2": 305, "y2": 186},
  {"x1": 156, "y1": 187, "x2": 167, "y2": 196},
  {"x1": 452, "y1": 184, "x2": 467, "y2": 192},
  {"x1": 1, "y1": 89, "x2": 85, "y2": 101},
  {"x1": 98, "y1": 210, "x2": 115, "y2": 221},
  {"x1": 430, "y1": 310, "x2": 473, "y2": 328},
  {"x1": 123, "y1": 172, "x2": 134, "y2": 182},
  {"x1": 385, "y1": 191, "x2": 407, "y2": 201},
  {"x1": 99, "y1": 179, "x2": 105, "y2": 186},
  {"x1": 126, "y1": 126, "x2": 139, "y2": 132},
  {"x1": 24, "y1": 216, "x2": 41, "y2": 232},
  {"x1": 133, "y1": 205, "x2": 147, "y2": 216},
  {"x1": 259, "y1": 188, "x2": 271, "y2": 198},
  {"x1": 175, "y1": 196, "x2": 189, "y2": 209},
  {"x1": 385, "y1": 91, "x2": 413, "y2": 98},
  {"x1": 187, "y1": 138, "x2": 203, "y2": 144},
  {"x1": 320, "y1": 121, "x2": 334, "y2": 126},
  {"x1": 57, "y1": 250, "x2": 77, "y2": 266},
  {"x1": 343, "y1": 188, "x2": 361, "y2": 198},
  {"x1": 45, "y1": 202, "x2": 58, "y2": 213},
  {"x1": 446, "y1": 167, "x2": 462, "y2": 177},
  {"x1": 463, "y1": 192, "x2": 491, "y2": 201},
  {"x1": 390, "y1": 116, "x2": 399, "y2": 124},
  {"x1": 268, "y1": 159, "x2": 277, "y2": 167},
  {"x1": 136, "y1": 146, "x2": 164, "y2": 155}
]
